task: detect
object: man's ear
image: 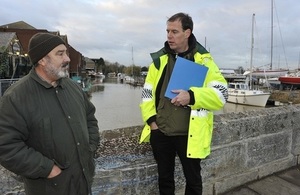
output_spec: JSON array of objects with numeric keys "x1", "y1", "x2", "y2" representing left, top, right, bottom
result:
[
  {"x1": 38, "y1": 58, "x2": 46, "y2": 67},
  {"x1": 185, "y1": 29, "x2": 191, "y2": 38}
]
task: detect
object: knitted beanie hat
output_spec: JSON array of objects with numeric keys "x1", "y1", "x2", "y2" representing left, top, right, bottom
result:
[{"x1": 28, "y1": 33, "x2": 65, "y2": 65}]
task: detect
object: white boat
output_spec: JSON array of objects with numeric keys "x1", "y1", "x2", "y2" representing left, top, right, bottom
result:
[
  {"x1": 244, "y1": 69, "x2": 288, "y2": 78},
  {"x1": 227, "y1": 14, "x2": 271, "y2": 107},
  {"x1": 227, "y1": 82, "x2": 271, "y2": 107},
  {"x1": 267, "y1": 77, "x2": 281, "y2": 86},
  {"x1": 124, "y1": 76, "x2": 135, "y2": 83}
]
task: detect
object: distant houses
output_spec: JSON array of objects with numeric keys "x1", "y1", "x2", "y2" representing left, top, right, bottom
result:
[{"x1": 0, "y1": 21, "x2": 95, "y2": 80}]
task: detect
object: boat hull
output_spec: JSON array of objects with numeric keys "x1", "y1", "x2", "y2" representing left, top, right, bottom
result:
[
  {"x1": 251, "y1": 70, "x2": 288, "y2": 77},
  {"x1": 278, "y1": 76, "x2": 300, "y2": 85},
  {"x1": 227, "y1": 91, "x2": 270, "y2": 107}
]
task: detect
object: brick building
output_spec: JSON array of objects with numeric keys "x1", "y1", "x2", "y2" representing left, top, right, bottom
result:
[{"x1": 0, "y1": 21, "x2": 91, "y2": 79}]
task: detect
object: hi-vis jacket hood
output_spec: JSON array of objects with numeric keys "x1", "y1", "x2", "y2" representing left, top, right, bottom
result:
[{"x1": 139, "y1": 35, "x2": 228, "y2": 159}]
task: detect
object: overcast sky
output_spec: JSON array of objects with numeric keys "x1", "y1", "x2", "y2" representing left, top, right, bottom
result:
[{"x1": 1, "y1": 0, "x2": 299, "y2": 70}]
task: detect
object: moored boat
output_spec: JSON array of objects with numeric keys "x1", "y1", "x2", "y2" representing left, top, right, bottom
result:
[
  {"x1": 278, "y1": 73, "x2": 300, "y2": 85},
  {"x1": 227, "y1": 82, "x2": 271, "y2": 107},
  {"x1": 245, "y1": 69, "x2": 289, "y2": 78}
]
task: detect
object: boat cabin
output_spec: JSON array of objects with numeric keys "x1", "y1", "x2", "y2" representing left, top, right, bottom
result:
[{"x1": 228, "y1": 83, "x2": 249, "y2": 90}]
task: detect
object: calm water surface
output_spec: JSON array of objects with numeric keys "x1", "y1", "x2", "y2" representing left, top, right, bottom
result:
[
  {"x1": 90, "y1": 82, "x2": 143, "y2": 131},
  {"x1": 90, "y1": 82, "x2": 266, "y2": 131}
]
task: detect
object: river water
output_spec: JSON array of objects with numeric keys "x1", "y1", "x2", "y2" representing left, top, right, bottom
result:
[
  {"x1": 90, "y1": 82, "x2": 143, "y2": 131},
  {"x1": 90, "y1": 81, "x2": 266, "y2": 131}
]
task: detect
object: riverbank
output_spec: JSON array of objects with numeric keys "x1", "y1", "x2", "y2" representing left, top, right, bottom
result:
[{"x1": 269, "y1": 90, "x2": 300, "y2": 104}]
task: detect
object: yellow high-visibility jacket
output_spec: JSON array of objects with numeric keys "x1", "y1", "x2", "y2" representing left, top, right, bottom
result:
[{"x1": 139, "y1": 43, "x2": 228, "y2": 159}]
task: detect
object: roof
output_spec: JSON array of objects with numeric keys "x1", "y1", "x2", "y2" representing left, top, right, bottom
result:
[
  {"x1": 0, "y1": 21, "x2": 36, "y2": 29},
  {"x1": 0, "y1": 20, "x2": 84, "y2": 71},
  {"x1": 0, "y1": 29, "x2": 53, "y2": 55},
  {"x1": 0, "y1": 21, "x2": 63, "y2": 55},
  {"x1": 85, "y1": 57, "x2": 95, "y2": 69}
]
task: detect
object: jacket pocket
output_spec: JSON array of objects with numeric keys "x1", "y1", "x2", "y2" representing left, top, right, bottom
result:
[
  {"x1": 188, "y1": 113, "x2": 212, "y2": 151},
  {"x1": 46, "y1": 168, "x2": 75, "y2": 195}
]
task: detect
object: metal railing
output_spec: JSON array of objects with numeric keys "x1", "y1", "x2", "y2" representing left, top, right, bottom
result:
[{"x1": 0, "y1": 79, "x2": 19, "y2": 96}]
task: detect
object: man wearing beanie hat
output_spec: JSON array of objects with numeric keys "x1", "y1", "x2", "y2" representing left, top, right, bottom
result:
[
  {"x1": 0, "y1": 33, "x2": 100, "y2": 195},
  {"x1": 28, "y1": 33, "x2": 66, "y2": 66}
]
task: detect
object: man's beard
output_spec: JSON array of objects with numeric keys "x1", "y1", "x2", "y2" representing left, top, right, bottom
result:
[
  {"x1": 57, "y1": 63, "x2": 69, "y2": 78},
  {"x1": 44, "y1": 59, "x2": 69, "y2": 79}
]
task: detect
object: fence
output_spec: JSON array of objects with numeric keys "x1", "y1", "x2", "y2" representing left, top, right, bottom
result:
[{"x1": 0, "y1": 79, "x2": 19, "y2": 96}]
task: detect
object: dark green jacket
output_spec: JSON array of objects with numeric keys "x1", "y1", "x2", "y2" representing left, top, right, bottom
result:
[{"x1": 0, "y1": 69, "x2": 99, "y2": 195}]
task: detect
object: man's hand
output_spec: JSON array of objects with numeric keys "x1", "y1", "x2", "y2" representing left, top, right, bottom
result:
[
  {"x1": 171, "y1": 90, "x2": 190, "y2": 106},
  {"x1": 150, "y1": 122, "x2": 159, "y2": 130},
  {"x1": 47, "y1": 164, "x2": 62, "y2": 178}
]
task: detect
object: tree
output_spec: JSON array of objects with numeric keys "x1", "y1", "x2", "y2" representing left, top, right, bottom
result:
[
  {"x1": 124, "y1": 65, "x2": 141, "y2": 77},
  {"x1": 98, "y1": 57, "x2": 105, "y2": 73},
  {"x1": 0, "y1": 49, "x2": 9, "y2": 78},
  {"x1": 141, "y1": 66, "x2": 148, "y2": 72},
  {"x1": 237, "y1": 66, "x2": 245, "y2": 74}
]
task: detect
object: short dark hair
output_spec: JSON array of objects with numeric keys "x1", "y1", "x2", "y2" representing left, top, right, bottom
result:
[{"x1": 167, "y1": 12, "x2": 193, "y2": 32}]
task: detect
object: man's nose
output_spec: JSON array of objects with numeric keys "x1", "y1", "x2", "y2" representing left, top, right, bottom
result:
[{"x1": 65, "y1": 55, "x2": 71, "y2": 62}]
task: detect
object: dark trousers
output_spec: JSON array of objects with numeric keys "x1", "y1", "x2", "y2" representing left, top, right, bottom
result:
[{"x1": 150, "y1": 130, "x2": 202, "y2": 195}]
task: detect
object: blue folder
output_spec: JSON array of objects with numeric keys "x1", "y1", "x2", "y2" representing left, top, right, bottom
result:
[{"x1": 165, "y1": 57, "x2": 208, "y2": 99}]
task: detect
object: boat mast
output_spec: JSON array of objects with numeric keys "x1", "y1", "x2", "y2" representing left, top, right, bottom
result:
[
  {"x1": 250, "y1": 13, "x2": 255, "y2": 90},
  {"x1": 270, "y1": 0, "x2": 274, "y2": 70},
  {"x1": 298, "y1": 51, "x2": 300, "y2": 70},
  {"x1": 131, "y1": 46, "x2": 134, "y2": 76}
]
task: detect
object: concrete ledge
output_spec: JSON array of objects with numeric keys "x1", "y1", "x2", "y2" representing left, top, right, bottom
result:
[{"x1": 1, "y1": 105, "x2": 300, "y2": 194}]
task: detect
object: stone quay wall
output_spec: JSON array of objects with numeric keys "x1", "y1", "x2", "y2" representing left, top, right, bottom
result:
[{"x1": 1, "y1": 105, "x2": 300, "y2": 195}]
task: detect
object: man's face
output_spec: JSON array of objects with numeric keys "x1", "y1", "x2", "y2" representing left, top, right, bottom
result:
[
  {"x1": 166, "y1": 20, "x2": 191, "y2": 54},
  {"x1": 43, "y1": 44, "x2": 70, "y2": 80}
]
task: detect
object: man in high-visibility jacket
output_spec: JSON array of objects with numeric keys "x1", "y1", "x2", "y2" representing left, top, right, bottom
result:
[{"x1": 140, "y1": 12, "x2": 228, "y2": 195}]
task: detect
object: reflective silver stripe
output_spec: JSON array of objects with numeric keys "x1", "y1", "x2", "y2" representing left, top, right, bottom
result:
[
  {"x1": 141, "y1": 83, "x2": 153, "y2": 102},
  {"x1": 207, "y1": 81, "x2": 228, "y2": 104},
  {"x1": 191, "y1": 109, "x2": 208, "y2": 117}
]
